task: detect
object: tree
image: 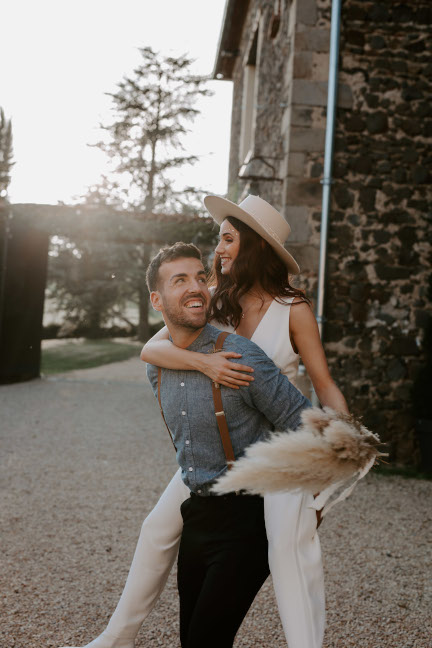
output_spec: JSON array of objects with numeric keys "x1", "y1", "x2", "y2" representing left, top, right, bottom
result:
[
  {"x1": 46, "y1": 211, "x2": 217, "y2": 338},
  {"x1": 92, "y1": 47, "x2": 212, "y2": 339},
  {"x1": 47, "y1": 237, "x2": 137, "y2": 338},
  {"x1": 0, "y1": 108, "x2": 14, "y2": 204}
]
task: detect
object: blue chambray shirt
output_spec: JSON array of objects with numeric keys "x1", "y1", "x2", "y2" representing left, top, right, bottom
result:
[{"x1": 147, "y1": 324, "x2": 310, "y2": 494}]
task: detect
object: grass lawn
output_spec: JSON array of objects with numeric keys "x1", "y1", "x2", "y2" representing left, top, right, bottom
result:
[{"x1": 41, "y1": 339, "x2": 142, "y2": 374}]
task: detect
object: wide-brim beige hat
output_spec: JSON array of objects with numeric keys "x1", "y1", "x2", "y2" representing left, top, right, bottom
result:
[{"x1": 204, "y1": 194, "x2": 300, "y2": 275}]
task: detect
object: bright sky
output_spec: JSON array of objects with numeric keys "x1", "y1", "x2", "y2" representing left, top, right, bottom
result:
[{"x1": 1, "y1": 0, "x2": 232, "y2": 205}]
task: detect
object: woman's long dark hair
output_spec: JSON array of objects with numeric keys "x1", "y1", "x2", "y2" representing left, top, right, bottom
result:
[{"x1": 208, "y1": 216, "x2": 310, "y2": 329}]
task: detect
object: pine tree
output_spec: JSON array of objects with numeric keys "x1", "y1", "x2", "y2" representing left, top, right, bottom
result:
[
  {"x1": 0, "y1": 108, "x2": 14, "y2": 203},
  {"x1": 93, "y1": 47, "x2": 212, "y2": 340},
  {"x1": 94, "y1": 47, "x2": 211, "y2": 212}
]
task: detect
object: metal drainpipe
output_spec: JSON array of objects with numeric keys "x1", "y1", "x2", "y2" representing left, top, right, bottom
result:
[{"x1": 311, "y1": 0, "x2": 342, "y2": 408}]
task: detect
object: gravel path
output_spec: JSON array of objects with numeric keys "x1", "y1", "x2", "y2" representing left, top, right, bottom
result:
[{"x1": 1, "y1": 357, "x2": 431, "y2": 647}]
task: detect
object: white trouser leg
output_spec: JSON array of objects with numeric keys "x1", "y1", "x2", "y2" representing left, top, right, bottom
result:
[
  {"x1": 60, "y1": 468, "x2": 189, "y2": 648},
  {"x1": 265, "y1": 490, "x2": 325, "y2": 648}
]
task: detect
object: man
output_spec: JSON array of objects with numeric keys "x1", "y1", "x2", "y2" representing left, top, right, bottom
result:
[{"x1": 145, "y1": 242, "x2": 311, "y2": 648}]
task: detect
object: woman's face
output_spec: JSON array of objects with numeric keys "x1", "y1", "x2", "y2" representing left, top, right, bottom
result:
[{"x1": 215, "y1": 219, "x2": 240, "y2": 275}]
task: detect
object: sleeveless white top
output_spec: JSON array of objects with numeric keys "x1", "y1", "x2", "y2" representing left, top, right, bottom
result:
[{"x1": 210, "y1": 296, "x2": 300, "y2": 386}]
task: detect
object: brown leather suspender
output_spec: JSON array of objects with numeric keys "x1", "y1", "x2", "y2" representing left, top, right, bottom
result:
[
  {"x1": 157, "y1": 331, "x2": 235, "y2": 468},
  {"x1": 210, "y1": 331, "x2": 235, "y2": 469}
]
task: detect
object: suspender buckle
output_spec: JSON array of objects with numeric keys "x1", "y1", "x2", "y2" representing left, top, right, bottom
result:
[{"x1": 215, "y1": 410, "x2": 225, "y2": 417}]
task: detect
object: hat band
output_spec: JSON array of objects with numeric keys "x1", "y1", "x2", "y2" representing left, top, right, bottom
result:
[{"x1": 251, "y1": 211, "x2": 285, "y2": 245}]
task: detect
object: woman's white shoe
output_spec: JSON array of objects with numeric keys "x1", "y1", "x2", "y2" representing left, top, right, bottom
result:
[{"x1": 59, "y1": 630, "x2": 133, "y2": 648}]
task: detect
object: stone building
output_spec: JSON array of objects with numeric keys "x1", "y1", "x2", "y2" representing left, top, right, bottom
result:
[{"x1": 213, "y1": 0, "x2": 432, "y2": 465}]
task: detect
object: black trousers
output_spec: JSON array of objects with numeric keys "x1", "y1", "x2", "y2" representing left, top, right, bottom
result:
[{"x1": 177, "y1": 492, "x2": 270, "y2": 648}]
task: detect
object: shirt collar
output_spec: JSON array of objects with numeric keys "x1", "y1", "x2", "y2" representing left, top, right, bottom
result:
[{"x1": 167, "y1": 323, "x2": 220, "y2": 352}]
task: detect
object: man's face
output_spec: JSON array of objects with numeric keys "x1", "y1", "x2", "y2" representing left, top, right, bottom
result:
[{"x1": 151, "y1": 257, "x2": 210, "y2": 331}]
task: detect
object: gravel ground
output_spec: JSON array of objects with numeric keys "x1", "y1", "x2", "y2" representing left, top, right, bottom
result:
[{"x1": 1, "y1": 357, "x2": 431, "y2": 647}]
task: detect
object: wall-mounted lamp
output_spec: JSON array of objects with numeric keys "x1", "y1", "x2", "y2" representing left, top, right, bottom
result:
[{"x1": 238, "y1": 151, "x2": 283, "y2": 182}]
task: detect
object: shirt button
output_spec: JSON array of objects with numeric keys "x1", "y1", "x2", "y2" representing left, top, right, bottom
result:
[
  {"x1": 185, "y1": 440, "x2": 190, "y2": 445},
  {"x1": 180, "y1": 382, "x2": 185, "y2": 387},
  {"x1": 188, "y1": 467, "x2": 193, "y2": 472},
  {"x1": 181, "y1": 411, "x2": 186, "y2": 416},
  {"x1": 197, "y1": 489, "x2": 202, "y2": 494}
]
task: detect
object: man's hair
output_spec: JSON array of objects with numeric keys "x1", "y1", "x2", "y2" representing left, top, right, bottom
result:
[{"x1": 146, "y1": 242, "x2": 202, "y2": 292}]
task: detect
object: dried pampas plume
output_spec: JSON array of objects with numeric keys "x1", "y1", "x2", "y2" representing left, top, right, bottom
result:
[{"x1": 213, "y1": 407, "x2": 386, "y2": 497}]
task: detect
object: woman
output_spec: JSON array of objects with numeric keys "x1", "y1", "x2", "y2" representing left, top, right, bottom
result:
[{"x1": 63, "y1": 194, "x2": 348, "y2": 648}]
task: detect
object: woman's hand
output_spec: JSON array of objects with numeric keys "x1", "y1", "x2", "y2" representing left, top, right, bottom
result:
[{"x1": 199, "y1": 351, "x2": 254, "y2": 389}]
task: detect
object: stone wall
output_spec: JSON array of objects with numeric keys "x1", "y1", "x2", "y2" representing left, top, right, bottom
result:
[
  {"x1": 281, "y1": 0, "x2": 332, "y2": 279},
  {"x1": 326, "y1": 0, "x2": 432, "y2": 463}
]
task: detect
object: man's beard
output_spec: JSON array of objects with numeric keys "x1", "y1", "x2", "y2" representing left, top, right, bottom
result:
[{"x1": 163, "y1": 296, "x2": 209, "y2": 331}]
